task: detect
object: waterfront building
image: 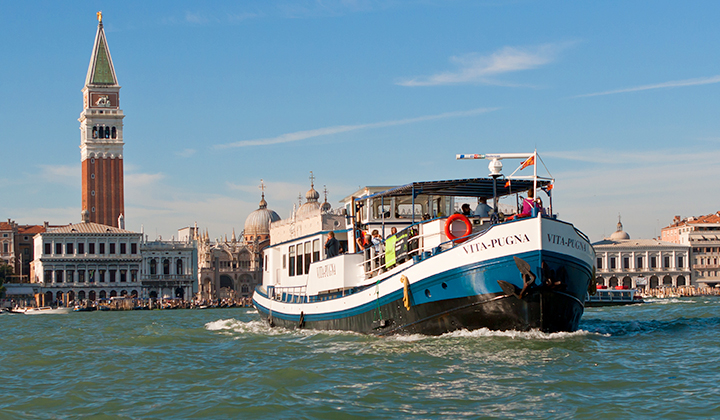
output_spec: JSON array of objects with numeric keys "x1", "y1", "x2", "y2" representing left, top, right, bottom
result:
[
  {"x1": 30, "y1": 214, "x2": 142, "y2": 305},
  {"x1": 197, "y1": 187, "x2": 280, "y2": 301},
  {"x1": 79, "y1": 13, "x2": 125, "y2": 227},
  {"x1": 661, "y1": 212, "x2": 720, "y2": 287},
  {"x1": 0, "y1": 220, "x2": 53, "y2": 283},
  {"x1": 593, "y1": 219, "x2": 691, "y2": 289},
  {"x1": 140, "y1": 235, "x2": 198, "y2": 300}
]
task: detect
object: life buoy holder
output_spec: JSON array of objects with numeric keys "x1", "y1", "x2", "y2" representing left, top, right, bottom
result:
[{"x1": 445, "y1": 214, "x2": 473, "y2": 243}]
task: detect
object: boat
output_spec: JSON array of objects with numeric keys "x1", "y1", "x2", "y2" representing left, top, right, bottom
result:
[
  {"x1": 252, "y1": 152, "x2": 595, "y2": 335},
  {"x1": 13, "y1": 306, "x2": 73, "y2": 315},
  {"x1": 586, "y1": 286, "x2": 644, "y2": 307}
]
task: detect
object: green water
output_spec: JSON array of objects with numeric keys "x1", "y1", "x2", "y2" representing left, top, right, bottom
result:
[{"x1": 1, "y1": 298, "x2": 719, "y2": 419}]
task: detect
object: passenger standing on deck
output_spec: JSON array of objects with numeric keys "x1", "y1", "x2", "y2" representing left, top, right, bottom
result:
[
  {"x1": 371, "y1": 230, "x2": 383, "y2": 253},
  {"x1": 325, "y1": 231, "x2": 339, "y2": 258},
  {"x1": 519, "y1": 189, "x2": 544, "y2": 218}
]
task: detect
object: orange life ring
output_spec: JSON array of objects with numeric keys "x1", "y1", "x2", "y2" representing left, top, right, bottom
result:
[{"x1": 445, "y1": 214, "x2": 473, "y2": 243}]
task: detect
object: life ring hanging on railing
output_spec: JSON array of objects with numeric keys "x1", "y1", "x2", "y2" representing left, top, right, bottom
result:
[{"x1": 444, "y1": 214, "x2": 473, "y2": 243}]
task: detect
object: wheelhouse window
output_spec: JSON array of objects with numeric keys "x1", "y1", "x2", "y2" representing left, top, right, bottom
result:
[
  {"x1": 296, "y1": 244, "x2": 304, "y2": 275},
  {"x1": 313, "y1": 239, "x2": 320, "y2": 262},
  {"x1": 288, "y1": 247, "x2": 295, "y2": 276},
  {"x1": 304, "y1": 241, "x2": 312, "y2": 273}
]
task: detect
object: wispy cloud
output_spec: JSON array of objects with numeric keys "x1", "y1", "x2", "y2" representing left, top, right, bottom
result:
[
  {"x1": 397, "y1": 43, "x2": 574, "y2": 87},
  {"x1": 176, "y1": 148, "x2": 196, "y2": 158},
  {"x1": 38, "y1": 164, "x2": 78, "y2": 187},
  {"x1": 573, "y1": 75, "x2": 720, "y2": 98},
  {"x1": 215, "y1": 107, "x2": 499, "y2": 149},
  {"x1": 161, "y1": 10, "x2": 262, "y2": 25}
]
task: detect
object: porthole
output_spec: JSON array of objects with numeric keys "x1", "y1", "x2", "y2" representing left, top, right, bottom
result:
[
  {"x1": 441, "y1": 282, "x2": 448, "y2": 289},
  {"x1": 425, "y1": 289, "x2": 431, "y2": 298}
]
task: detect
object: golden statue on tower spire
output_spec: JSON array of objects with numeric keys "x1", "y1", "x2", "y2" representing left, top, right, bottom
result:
[{"x1": 97, "y1": 11, "x2": 102, "y2": 23}]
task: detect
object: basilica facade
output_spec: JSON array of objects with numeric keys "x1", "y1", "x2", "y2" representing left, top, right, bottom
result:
[{"x1": 196, "y1": 190, "x2": 281, "y2": 302}]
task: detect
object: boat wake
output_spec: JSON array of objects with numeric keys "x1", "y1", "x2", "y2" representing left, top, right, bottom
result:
[{"x1": 386, "y1": 328, "x2": 600, "y2": 342}]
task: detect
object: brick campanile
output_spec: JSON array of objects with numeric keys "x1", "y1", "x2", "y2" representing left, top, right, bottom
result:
[{"x1": 79, "y1": 12, "x2": 125, "y2": 227}]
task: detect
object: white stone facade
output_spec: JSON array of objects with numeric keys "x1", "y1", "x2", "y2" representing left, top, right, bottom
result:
[
  {"x1": 593, "y1": 238, "x2": 691, "y2": 289},
  {"x1": 31, "y1": 222, "x2": 142, "y2": 304},
  {"x1": 140, "y1": 238, "x2": 198, "y2": 300}
]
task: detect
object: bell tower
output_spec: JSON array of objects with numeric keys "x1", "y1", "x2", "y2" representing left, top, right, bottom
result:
[{"x1": 79, "y1": 12, "x2": 125, "y2": 227}]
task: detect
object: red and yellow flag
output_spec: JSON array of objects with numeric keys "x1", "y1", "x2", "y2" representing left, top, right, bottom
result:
[{"x1": 520, "y1": 155, "x2": 535, "y2": 170}]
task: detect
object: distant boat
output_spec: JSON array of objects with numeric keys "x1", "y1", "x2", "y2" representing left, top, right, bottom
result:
[
  {"x1": 14, "y1": 306, "x2": 73, "y2": 315},
  {"x1": 586, "y1": 286, "x2": 644, "y2": 307}
]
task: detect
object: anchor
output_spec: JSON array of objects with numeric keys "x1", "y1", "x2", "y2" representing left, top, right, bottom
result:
[{"x1": 497, "y1": 256, "x2": 537, "y2": 299}]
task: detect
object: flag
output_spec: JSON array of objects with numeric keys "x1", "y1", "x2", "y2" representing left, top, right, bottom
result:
[
  {"x1": 504, "y1": 180, "x2": 511, "y2": 188},
  {"x1": 541, "y1": 183, "x2": 554, "y2": 196},
  {"x1": 520, "y1": 155, "x2": 535, "y2": 170}
]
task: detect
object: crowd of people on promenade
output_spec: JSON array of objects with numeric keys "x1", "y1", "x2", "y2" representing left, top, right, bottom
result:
[
  {"x1": 2, "y1": 296, "x2": 256, "y2": 311},
  {"x1": 640, "y1": 286, "x2": 720, "y2": 299}
]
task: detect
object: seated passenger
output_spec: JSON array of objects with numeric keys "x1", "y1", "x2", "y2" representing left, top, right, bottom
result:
[
  {"x1": 474, "y1": 197, "x2": 492, "y2": 218},
  {"x1": 460, "y1": 203, "x2": 472, "y2": 217}
]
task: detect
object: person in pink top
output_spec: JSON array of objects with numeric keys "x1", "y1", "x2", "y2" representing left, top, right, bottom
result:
[{"x1": 519, "y1": 189, "x2": 545, "y2": 218}]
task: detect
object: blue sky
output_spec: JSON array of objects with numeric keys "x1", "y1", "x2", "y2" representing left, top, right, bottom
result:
[{"x1": 1, "y1": 0, "x2": 719, "y2": 241}]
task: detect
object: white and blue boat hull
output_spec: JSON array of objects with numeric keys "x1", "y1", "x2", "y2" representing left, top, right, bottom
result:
[{"x1": 253, "y1": 216, "x2": 594, "y2": 335}]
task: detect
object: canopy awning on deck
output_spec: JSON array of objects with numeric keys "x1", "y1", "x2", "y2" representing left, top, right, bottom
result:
[{"x1": 361, "y1": 178, "x2": 551, "y2": 201}]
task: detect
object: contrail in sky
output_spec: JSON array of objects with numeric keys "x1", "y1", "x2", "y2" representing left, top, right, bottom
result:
[
  {"x1": 215, "y1": 107, "x2": 499, "y2": 149},
  {"x1": 573, "y1": 75, "x2": 720, "y2": 98}
]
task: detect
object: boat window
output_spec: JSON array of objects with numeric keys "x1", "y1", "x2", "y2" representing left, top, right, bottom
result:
[
  {"x1": 396, "y1": 204, "x2": 422, "y2": 218},
  {"x1": 372, "y1": 202, "x2": 392, "y2": 220},
  {"x1": 296, "y1": 244, "x2": 304, "y2": 275},
  {"x1": 312, "y1": 239, "x2": 320, "y2": 262},
  {"x1": 304, "y1": 241, "x2": 312, "y2": 273},
  {"x1": 283, "y1": 254, "x2": 286, "y2": 270},
  {"x1": 288, "y1": 247, "x2": 295, "y2": 276}
]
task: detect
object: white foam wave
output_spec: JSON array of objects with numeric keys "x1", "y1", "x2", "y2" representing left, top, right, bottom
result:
[
  {"x1": 440, "y1": 327, "x2": 597, "y2": 340},
  {"x1": 644, "y1": 298, "x2": 695, "y2": 304}
]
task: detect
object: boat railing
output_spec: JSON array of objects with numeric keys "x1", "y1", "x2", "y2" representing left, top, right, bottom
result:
[
  {"x1": 357, "y1": 220, "x2": 489, "y2": 278},
  {"x1": 267, "y1": 285, "x2": 308, "y2": 304}
]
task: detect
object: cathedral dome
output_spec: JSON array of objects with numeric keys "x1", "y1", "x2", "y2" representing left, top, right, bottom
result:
[
  {"x1": 296, "y1": 175, "x2": 321, "y2": 218},
  {"x1": 244, "y1": 194, "x2": 280, "y2": 236},
  {"x1": 609, "y1": 219, "x2": 630, "y2": 240}
]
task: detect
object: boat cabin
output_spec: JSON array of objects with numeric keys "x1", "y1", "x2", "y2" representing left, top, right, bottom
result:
[{"x1": 261, "y1": 177, "x2": 553, "y2": 303}]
